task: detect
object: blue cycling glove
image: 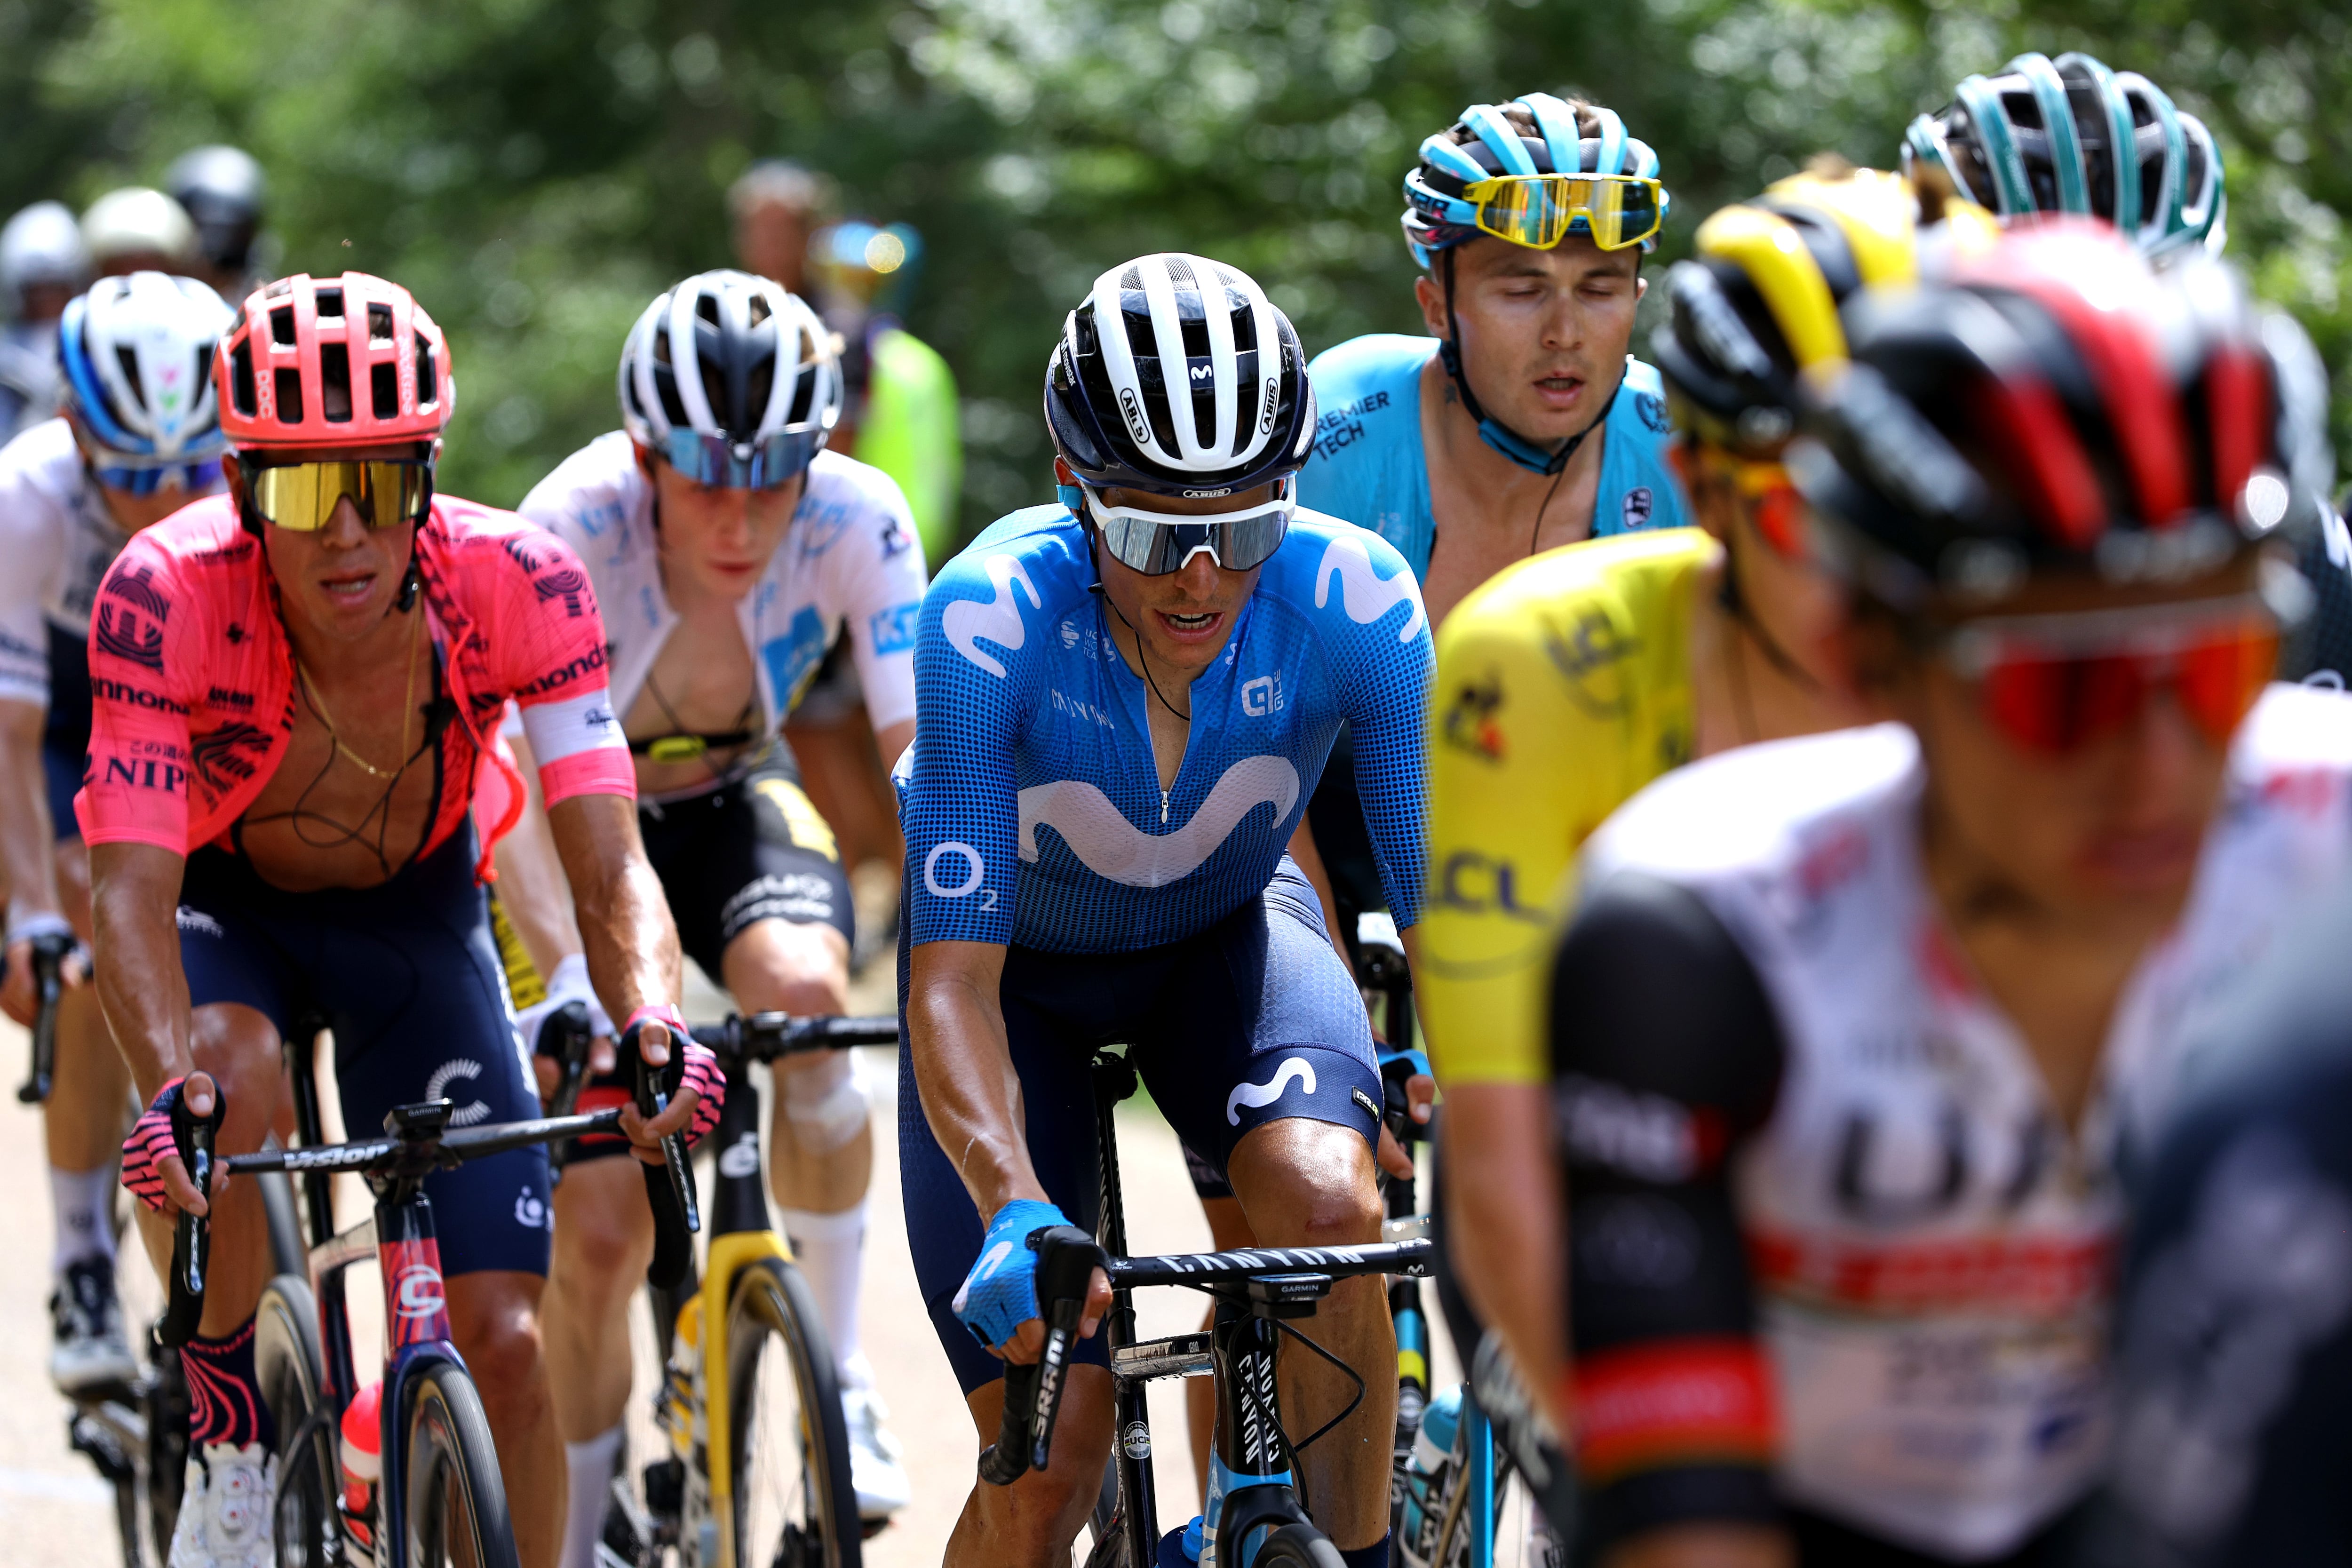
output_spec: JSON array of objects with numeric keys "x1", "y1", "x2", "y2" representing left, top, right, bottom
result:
[{"x1": 952, "y1": 1199, "x2": 1072, "y2": 1350}]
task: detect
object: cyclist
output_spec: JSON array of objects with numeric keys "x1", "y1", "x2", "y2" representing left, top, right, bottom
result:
[
  {"x1": 2082, "y1": 878, "x2": 2352, "y2": 1568},
  {"x1": 0, "y1": 271, "x2": 232, "y2": 1394},
  {"x1": 164, "y1": 145, "x2": 273, "y2": 302},
  {"x1": 1428, "y1": 161, "x2": 1994, "y2": 1422},
  {"x1": 501, "y1": 268, "x2": 922, "y2": 1549},
  {"x1": 85, "y1": 271, "x2": 716, "y2": 1568},
  {"x1": 1548, "y1": 225, "x2": 2349, "y2": 1565},
  {"x1": 731, "y1": 158, "x2": 830, "y2": 295},
  {"x1": 80, "y1": 187, "x2": 201, "y2": 279},
  {"x1": 899, "y1": 251, "x2": 1430, "y2": 1568},
  {"x1": 0, "y1": 201, "x2": 92, "y2": 442}
]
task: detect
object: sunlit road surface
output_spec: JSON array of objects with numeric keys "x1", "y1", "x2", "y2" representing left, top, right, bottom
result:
[{"x1": 0, "y1": 955, "x2": 1462, "y2": 1566}]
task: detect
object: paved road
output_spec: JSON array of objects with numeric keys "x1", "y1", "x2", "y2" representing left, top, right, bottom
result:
[{"x1": 0, "y1": 962, "x2": 1468, "y2": 1567}]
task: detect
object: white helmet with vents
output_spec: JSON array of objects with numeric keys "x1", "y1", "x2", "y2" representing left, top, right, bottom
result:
[
  {"x1": 60, "y1": 270, "x2": 233, "y2": 473},
  {"x1": 617, "y1": 268, "x2": 842, "y2": 489}
]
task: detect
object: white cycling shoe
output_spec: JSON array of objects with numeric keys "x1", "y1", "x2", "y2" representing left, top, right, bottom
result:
[
  {"x1": 842, "y1": 1386, "x2": 910, "y2": 1522},
  {"x1": 168, "y1": 1441, "x2": 277, "y2": 1568}
]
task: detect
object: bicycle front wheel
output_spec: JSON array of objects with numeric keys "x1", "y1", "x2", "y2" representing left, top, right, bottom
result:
[
  {"x1": 727, "y1": 1257, "x2": 861, "y2": 1568},
  {"x1": 1254, "y1": 1522, "x2": 1348, "y2": 1568},
  {"x1": 254, "y1": 1274, "x2": 340, "y2": 1568},
  {"x1": 403, "y1": 1361, "x2": 520, "y2": 1568}
]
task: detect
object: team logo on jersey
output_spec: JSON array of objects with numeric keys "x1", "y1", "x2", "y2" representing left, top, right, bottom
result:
[
  {"x1": 869, "y1": 602, "x2": 921, "y2": 655},
  {"x1": 1017, "y1": 755, "x2": 1299, "y2": 888},
  {"x1": 1240, "y1": 673, "x2": 1283, "y2": 716},
  {"x1": 1313, "y1": 535, "x2": 1426, "y2": 643},
  {"x1": 1621, "y1": 486, "x2": 1655, "y2": 530},
  {"x1": 1543, "y1": 607, "x2": 1639, "y2": 719},
  {"x1": 1227, "y1": 1057, "x2": 1316, "y2": 1125},
  {"x1": 1441, "y1": 671, "x2": 1506, "y2": 761},
  {"x1": 943, "y1": 555, "x2": 1041, "y2": 678},
  {"x1": 1636, "y1": 391, "x2": 1672, "y2": 434}
]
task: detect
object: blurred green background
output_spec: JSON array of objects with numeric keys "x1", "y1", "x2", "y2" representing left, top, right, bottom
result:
[{"x1": 6, "y1": 0, "x2": 2344, "y2": 550}]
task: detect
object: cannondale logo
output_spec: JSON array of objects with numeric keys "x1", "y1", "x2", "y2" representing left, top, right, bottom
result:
[
  {"x1": 1119, "y1": 386, "x2": 1152, "y2": 446},
  {"x1": 422, "y1": 1059, "x2": 492, "y2": 1126}
]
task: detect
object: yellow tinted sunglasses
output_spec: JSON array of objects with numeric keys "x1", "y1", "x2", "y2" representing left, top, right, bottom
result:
[
  {"x1": 1461, "y1": 173, "x2": 1666, "y2": 252},
  {"x1": 246, "y1": 459, "x2": 432, "y2": 532}
]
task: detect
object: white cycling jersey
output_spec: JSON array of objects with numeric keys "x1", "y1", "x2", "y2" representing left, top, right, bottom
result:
[
  {"x1": 517, "y1": 431, "x2": 929, "y2": 750},
  {"x1": 0, "y1": 416, "x2": 146, "y2": 711},
  {"x1": 1580, "y1": 685, "x2": 2352, "y2": 1559}
]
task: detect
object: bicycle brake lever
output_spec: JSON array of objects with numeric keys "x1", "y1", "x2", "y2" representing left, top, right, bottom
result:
[
  {"x1": 158, "y1": 1086, "x2": 226, "y2": 1347},
  {"x1": 635, "y1": 1049, "x2": 700, "y2": 1290},
  {"x1": 977, "y1": 1357, "x2": 1040, "y2": 1486},
  {"x1": 541, "y1": 1000, "x2": 593, "y2": 1120},
  {"x1": 15, "y1": 932, "x2": 72, "y2": 1105}
]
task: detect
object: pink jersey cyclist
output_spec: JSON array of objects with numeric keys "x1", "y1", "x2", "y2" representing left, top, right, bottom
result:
[{"x1": 77, "y1": 490, "x2": 630, "y2": 874}]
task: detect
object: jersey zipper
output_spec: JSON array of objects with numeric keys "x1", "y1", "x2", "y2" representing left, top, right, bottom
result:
[{"x1": 1161, "y1": 788, "x2": 1170, "y2": 825}]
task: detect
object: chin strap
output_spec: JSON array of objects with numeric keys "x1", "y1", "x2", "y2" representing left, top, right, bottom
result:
[{"x1": 1439, "y1": 247, "x2": 1622, "y2": 478}]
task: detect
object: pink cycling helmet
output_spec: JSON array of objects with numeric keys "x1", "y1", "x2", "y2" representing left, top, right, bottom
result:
[{"x1": 215, "y1": 271, "x2": 453, "y2": 448}]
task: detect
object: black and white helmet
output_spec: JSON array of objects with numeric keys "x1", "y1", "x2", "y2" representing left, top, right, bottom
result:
[
  {"x1": 618, "y1": 269, "x2": 842, "y2": 488},
  {"x1": 1045, "y1": 253, "x2": 1314, "y2": 497}
]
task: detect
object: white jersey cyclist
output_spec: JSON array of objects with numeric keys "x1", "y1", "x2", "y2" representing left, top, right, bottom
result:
[
  {"x1": 1557, "y1": 692, "x2": 2352, "y2": 1559},
  {"x1": 0, "y1": 417, "x2": 139, "y2": 710},
  {"x1": 517, "y1": 430, "x2": 927, "y2": 768}
]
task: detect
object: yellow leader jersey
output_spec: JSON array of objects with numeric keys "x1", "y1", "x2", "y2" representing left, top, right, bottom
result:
[{"x1": 1420, "y1": 528, "x2": 1718, "y2": 1085}]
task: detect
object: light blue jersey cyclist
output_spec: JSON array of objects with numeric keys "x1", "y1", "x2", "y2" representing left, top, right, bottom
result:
[{"x1": 897, "y1": 253, "x2": 1430, "y2": 1568}]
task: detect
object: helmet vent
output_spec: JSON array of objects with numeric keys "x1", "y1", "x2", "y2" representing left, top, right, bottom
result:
[
  {"x1": 368, "y1": 303, "x2": 393, "y2": 344},
  {"x1": 747, "y1": 294, "x2": 772, "y2": 328},
  {"x1": 230, "y1": 340, "x2": 256, "y2": 416},
  {"x1": 273, "y1": 366, "x2": 304, "y2": 424},
  {"x1": 415, "y1": 334, "x2": 437, "y2": 408},
  {"x1": 1118, "y1": 266, "x2": 1143, "y2": 291},
  {"x1": 314, "y1": 287, "x2": 343, "y2": 321},
  {"x1": 372, "y1": 361, "x2": 399, "y2": 421},
  {"x1": 1163, "y1": 255, "x2": 1197, "y2": 285},
  {"x1": 694, "y1": 294, "x2": 720, "y2": 327},
  {"x1": 114, "y1": 345, "x2": 145, "y2": 406},
  {"x1": 269, "y1": 305, "x2": 295, "y2": 346},
  {"x1": 319, "y1": 343, "x2": 352, "y2": 422}
]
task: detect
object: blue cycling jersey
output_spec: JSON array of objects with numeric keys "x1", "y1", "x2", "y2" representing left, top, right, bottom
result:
[
  {"x1": 1296, "y1": 334, "x2": 1689, "y2": 574},
  {"x1": 901, "y1": 503, "x2": 1432, "y2": 953}
]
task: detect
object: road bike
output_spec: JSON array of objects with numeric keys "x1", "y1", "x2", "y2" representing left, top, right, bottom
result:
[
  {"x1": 158, "y1": 1056, "x2": 696, "y2": 1566},
  {"x1": 542, "y1": 1010, "x2": 897, "y2": 1568},
  {"x1": 978, "y1": 1044, "x2": 1434, "y2": 1568}
]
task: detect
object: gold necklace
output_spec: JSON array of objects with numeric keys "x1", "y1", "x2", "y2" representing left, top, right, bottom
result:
[{"x1": 297, "y1": 608, "x2": 421, "y2": 781}]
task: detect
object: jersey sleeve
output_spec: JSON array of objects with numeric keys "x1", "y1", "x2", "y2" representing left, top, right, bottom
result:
[
  {"x1": 0, "y1": 456, "x2": 64, "y2": 708},
  {"x1": 836, "y1": 468, "x2": 930, "y2": 734},
  {"x1": 77, "y1": 533, "x2": 201, "y2": 852},
  {"x1": 1419, "y1": 607, "x2": 1599, "y2": 1086},
  {"x1": 1317, "y1": 529, "x2": 1433, "y2": 929},
  {"x1": 900, "y1": 549, "x2": 1039, "y2": 947},
  {"x1": 491, "y1": 527, "x2": 634, "y2": 806},
  {"x1": 1551, "y1": 873, "x2": 1786, "y2": 1551}
]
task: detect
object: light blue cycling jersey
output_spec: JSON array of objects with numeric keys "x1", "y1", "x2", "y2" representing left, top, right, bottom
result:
[
  {"x1": 1296, "y1": 334, "x2": 1688, "y2": 573},
  {"x1": 900, "y1": 503, "x2": 1433, "y2": 953}
]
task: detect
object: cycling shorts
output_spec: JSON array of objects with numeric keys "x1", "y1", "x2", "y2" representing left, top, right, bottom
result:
[
  {"x1": 175, "y1": 826, "x2": 552, "y2": 1280},
  {"x1": 43, "y1": 732, "x2": 83, "y2": 842},
  {"x1": 639, "y1": 741, "x2": 855, "y2": 979},
  {"x1": 899, "y1": 859, "x2": 1383, "y2": 1395}
]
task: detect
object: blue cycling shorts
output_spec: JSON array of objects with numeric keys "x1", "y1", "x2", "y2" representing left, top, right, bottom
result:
[
  {"x1": 43, "y1": 736, "x2": 84, "y2": 843},
  {"x1": 898, "y1": 858, "x2": 1381, "y2": 1394},
  {"x1": 176, "y1": 826, "x2": 552, "y2": 1280}
]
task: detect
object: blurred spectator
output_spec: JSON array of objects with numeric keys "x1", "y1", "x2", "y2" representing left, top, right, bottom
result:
[
  {"x1": 165, "y1": 145, "x2": 272, "y2": 299},
  {"x1": 729, "y1": 159, "x2": 831, "y2": 294},
  {"x1": 0, "y1": 200, "x2": 92, "y2": 444},
  {"x1": 80, "y1": 187, "x2": 198, "y2": 278}
]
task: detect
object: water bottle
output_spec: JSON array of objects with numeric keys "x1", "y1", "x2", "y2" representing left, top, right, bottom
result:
[
  {"x1": 1397, "y1": 1384, "x2": 1462, "y2": 1568},
  {"x1": 1156, "y1": 1513, "x2": 1204, "y2": 1568},
  {"x1": 339, "y1": 1378, "x2": 382, "y2": 1551}
]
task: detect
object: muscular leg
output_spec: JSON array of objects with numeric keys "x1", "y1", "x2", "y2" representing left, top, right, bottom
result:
[
  {"x1": 1227, "y1": 1119, "x2": 1394, "y2": 1553},
  {"x1": 542, "y1": 1156, "x2": 652, "y2": 1568},
  {"x1": 448, "y1": 1269, "x2": 563, "y2": 1568},
  {"x1": 729, "y1": 918, "x2": 870, "y2": 1216},
  {"x1": 947, "y1": 1366, "x2": 1116, "y2": 1568}
]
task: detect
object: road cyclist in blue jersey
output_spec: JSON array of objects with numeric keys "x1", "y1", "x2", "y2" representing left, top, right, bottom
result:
[{"x1": 896, "y1": 251, "x2": 1434, "y2": 1568}]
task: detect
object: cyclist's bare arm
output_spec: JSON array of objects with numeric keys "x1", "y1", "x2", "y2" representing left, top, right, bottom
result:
[
  {"x1": 89, "y1": 840, "x2": 213, "y2": 1212},
  {"x1": 0, "y1": 697, "x2": 66, "y2": 1021},
  {"x1": 1446, "y1": 1084, "x2": 1566, "y2": 1416},
  {"x1": 907, "y1": 936, "x2": 1110, "y2": 1358},
  {"x1": 491, "y1": 728, "x2": 585, "y2": 979}
]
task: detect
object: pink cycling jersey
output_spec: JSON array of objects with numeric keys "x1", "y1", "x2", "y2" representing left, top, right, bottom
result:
[{"x1": 76, "y1": 493, "x2": 633, "y2": 878}]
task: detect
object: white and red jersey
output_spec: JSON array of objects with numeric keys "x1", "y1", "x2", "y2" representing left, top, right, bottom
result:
[{"x1": 1578, "y1": 685, "x2": 2352, "y2": 1558}]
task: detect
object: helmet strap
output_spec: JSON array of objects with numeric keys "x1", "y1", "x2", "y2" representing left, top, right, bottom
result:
[
  {"x1": 1439, "y1": 247, "x2": 1621, "y2": 478},
  {"x1": 1715, "y1": 522, "x2": 1821, "y2": 692},
  {"x1": 396, "y1": 557, "x2": 422, "y2": 613}
]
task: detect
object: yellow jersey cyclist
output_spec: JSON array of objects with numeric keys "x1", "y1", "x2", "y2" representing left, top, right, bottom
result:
[
  {"x1": 0, "y1": 271, "x2": 232, "y2": 1397},
  {"x1": 1549, "y1": 224, "x2": 2350, "y2": 1566},
  {"x1": 494, "y1": 269, "x2": 926, "y2": 1553}
]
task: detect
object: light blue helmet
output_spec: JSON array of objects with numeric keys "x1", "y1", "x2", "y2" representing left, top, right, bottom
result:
[
  {"x1": 1902, "y1": 52, "x2": 2226, "y2": 259},
  {"x1": 59, "y1": 271, "x2": 234, "y2": 476},
  {"x1": 1401, "y1": 92, "x2": 1667, "y2": 269}
]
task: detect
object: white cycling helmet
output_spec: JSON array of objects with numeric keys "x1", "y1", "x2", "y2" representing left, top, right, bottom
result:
[
  {"x1": 60, "y1": 271, "x2": 234, "y2": 478},
  {"x1": 618, "y1": 268, "x2": 841, "y2": 488},
  {"x1": 1044, "y1": 252, "x2": 1314, "y2": 496},
  {"x1": 1, "y1": 201, "x2": 93, "y2": 317},
  {"x1": 81, "y1": 187, "x2": 199, "y2": 271}
]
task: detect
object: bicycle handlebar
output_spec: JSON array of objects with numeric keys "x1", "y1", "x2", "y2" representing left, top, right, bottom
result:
[
  {"x1": 976, "y1": 1230, "x2": 1434, "y2": 1485},
  {"x1": 14, "y1": 931, "x2": 76, "y2": 1105},
  {"x1": 156, "y1": 1087, "x2": 224, "y2": 1347},
  {"x1": 689, "y1": 1012, "x2": 899, "y2": 1063}
]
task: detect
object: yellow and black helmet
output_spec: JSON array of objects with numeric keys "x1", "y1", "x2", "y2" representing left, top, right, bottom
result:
[{"x1": 1652, "y1": 162, "x2": 1998, "y2": 458}]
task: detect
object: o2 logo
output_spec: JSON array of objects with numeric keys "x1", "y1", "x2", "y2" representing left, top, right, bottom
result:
[{"x1": 924, "y1": 842, "x2": 998, "y2": 911}]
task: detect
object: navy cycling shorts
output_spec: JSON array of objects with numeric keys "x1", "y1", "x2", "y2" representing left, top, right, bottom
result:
[
  {"x1": 43, "y1": 735, "x2": 84, "y2": 842},
  {"x1": 899, "y1": 858, "x2": 1381, "y2": 1395},
  {"x1": 176, "y1": 827, "x2": 552, "y2": 1280}
]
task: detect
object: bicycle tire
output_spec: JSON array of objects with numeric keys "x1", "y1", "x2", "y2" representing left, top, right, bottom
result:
[
  {"x1": 1253, "y1": 1521, "x2": 1348, "y2": 1568},
  {"x1": 404, "y1": 1360, "x2": 520, "y2": 1568},
  {"x1": 725, "y1": 1257, "x2": 861, "y2": 1568},
  {"x1": 254, "y1": 1274, "x2": 341, "y2": 1568}
]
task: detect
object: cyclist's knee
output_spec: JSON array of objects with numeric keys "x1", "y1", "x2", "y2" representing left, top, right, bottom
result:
[
  {"x1": 774, "y1": 1050, "x2": 869, "y2": 1155},
  {"x1": 1229, "y1": 1122, "x2": 1382, "y2": 1248},
  {"x1": 447, "y1": 1273, "x2": 549, "y2": 1410},
  {"x1": 722, "y1": 919, "x2": 849, "y2": 1017},
  {"x1": 550, "y1": 1161, "x2": 654, "y2": 1292},
  {"x1": 189, "y1": 1002, "x2": 283, "y2": 1148}
]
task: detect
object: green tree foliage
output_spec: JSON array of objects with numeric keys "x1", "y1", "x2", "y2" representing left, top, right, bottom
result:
[{"x1": 4, "y1": 0, "x2": 2344, "y2": 538}]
